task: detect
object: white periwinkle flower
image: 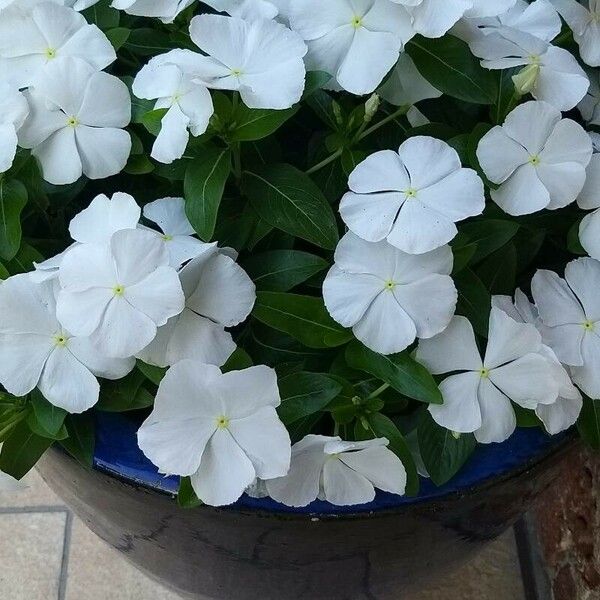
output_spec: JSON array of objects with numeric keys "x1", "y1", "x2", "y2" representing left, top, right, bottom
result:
[
  {"x1": 287, "y1": 0, "x2": 413, "y2": 95},
  {"x1": 323, "y1": 233, "x2": 457, "y2": 355},
  {"x1": 578, "y1": 147, "x2": 600, "y2": 260},
  {"x1": 137, "y1": 361, "x2": 291, "y2": 507},
  {"x1": 69, "y1": 192, "x2": 141, "y2": 245},
  {"x1": 471, "y1": 28, "x2": 589, "y2": 111},
  {"x1": 0, "y1": 3, "x2": 116, "y2": 88},
  {"x1": 0, "y1": 83, "x2": 28, "y2": 173},
  {"x1": 266, "y1": 436, "x2": 406, "y2": 507},
  {"x1": 550, "y1": 0, "x2": 600, "y2": 67},
  {"x1": 532, "y1": 258, "x2": 600, "y2": 399},
  {"x1": 189, "y1": 14, "x2": 307, "y2": 109},
  {"x1": 133, "y1": 50, "x2": 214, "y2": 164},
  {"x1": 340, "y1": 136, "x2": 485, "y2": 254},
  {"x1": 111, "y1": 0, "x2": 194, "y2": 22},
  {"x1": 18, "y1": 58, "x2": 132, "y2": 185},
  {"x1": 142, "y1": 197, "x2": 207, "y2": 269},
  {"x1": 57, "y1": 228, "x2": 185, "y2": 358},
  {"x1": 138, "y1": 243, "x2": 255, "y2": 368},
  {"x1": 464, "y1": 0, "x2": 517, "y2": 18},
  {"x1": 492, "y1": 291, "x2": 583, "y2": 435},
  {"x1": 477, "y1": 101, "x2": 592, "y2": 215},
  {"x1": 417, "y1": 308, "x2": 560, "y2": 443},
  {"x1": 0, "y1": 276, "x2": 134, "y2": 413},
  {"x1": 378, "y1": 52, "x2": 442, "y2": 107},
  {"x1": 202, "y1": 0, "x2": 278, "y2": 19},
  {"x1": 579, "y1": 70, "x2": 600, "y2": 126},
  {"x1": 397, "y1": 0, "x2": 472, "y2": 38}
]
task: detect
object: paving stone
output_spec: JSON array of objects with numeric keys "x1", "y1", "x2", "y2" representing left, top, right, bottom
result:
[
  {"x1": 0, "y1": 469, "x2": 63, "y2": 509},
  {"x1": 0, "y1": 510, "x2": 67, "y2": 600}
]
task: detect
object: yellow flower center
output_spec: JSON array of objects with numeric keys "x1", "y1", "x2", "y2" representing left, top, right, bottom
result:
[
  {"x1": 113, "y1": 284, "x2": 126, "y2": 297},
  {"x1": 479, "y1": 367, "x2": 490, "y2": 379},
  {"x1": 351, "y1": 15, "x2": 363, "y2": 28},
  {"x1": 45, "y1": 47, "x2": 57, "y2": 59},
  {"x1": 583, "y1": 320, "x2": 596, "y2": 332},
  {"x1": 384, "y1": 280, "x2": 396, "y2": 291},
  {"x1": 161, "y1": 234, "x2": 173, "y2": 242},
  {"x1": 53, "y1": 334, "x2": 68, "y2": 347},
  {"x1": 216, "y1": 415, "x2": 230, "y2": 429},
  {"x1": 528, "y1": 154, "x2": 541, "y2": 166},
  {"x1": 230, "y1": 68, "x2": 243, "y2": 77},
  {"x1": 66, "y1": 116, "x2": 79, "y2": 128},
  {"x1": 404, "y1": 187, "x2": 418, "y2": 199}
]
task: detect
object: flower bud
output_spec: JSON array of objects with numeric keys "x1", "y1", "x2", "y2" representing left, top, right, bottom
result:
[
  {"x1": 512, "y1": 63, "x2": 540, "y2": 96},
  {"x1": 364, "y1": 93, "x2": 380, "y2": 123}
]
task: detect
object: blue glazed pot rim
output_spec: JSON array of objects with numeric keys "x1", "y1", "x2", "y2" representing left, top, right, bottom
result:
[{"x1": 92, "y1": 412, "x2": 573, "y2": 516}]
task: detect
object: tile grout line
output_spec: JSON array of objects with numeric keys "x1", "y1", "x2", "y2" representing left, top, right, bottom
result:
[
  {"x1": 57, "y1": 509, "x2": 73, "y2": 600},
  {"x1": 0, "y1": 505, "x2": 68, "y2": 515}
]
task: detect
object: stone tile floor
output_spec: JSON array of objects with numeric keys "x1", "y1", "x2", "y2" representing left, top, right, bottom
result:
[{"x1": 0, "y1": 470, "x2": 527, "y2": 599}]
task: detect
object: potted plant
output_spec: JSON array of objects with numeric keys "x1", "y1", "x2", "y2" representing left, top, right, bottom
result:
[{"x1": 0, "y1": 0, "x2": 599, "y2": 598}]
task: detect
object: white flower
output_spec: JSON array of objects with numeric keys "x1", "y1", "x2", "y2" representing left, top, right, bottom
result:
[
  {"x1": 550, "y1": 0, "x2": 600, "y2": 67},
  {"x1": 400, "y1": 0, "x2": 472, "y2": 38},
  {"x1": 287, "y1": 0, "x2": 413, "y2": 95},
  {"x1": 477, "y1": 101, "x2": 592, "y2": 215},
  {"x1": 0, "y1": 83, "x2": 28, "y2": 173},
  {"x1": 340, "y1": 136, "x2": 485, "y2": 254},
  {"x1": 111, "y1": 0, "x2": 194, "y2": 22},
  {"x1": 457, "y1": 0, "x2": 561, "y2": 45},
  {"x1": 189, "y1": 14, "x2": 307, "y2": 109},
  {"x1": 202, "y1": 0, "x2": 278, "y2": 19},
  {"x1": 492, "y1": 291, "x2": 583, "y2": 434},
  {"x1": 133, "y1": 50, "x2": 214, "y2": 164},
  {"x1": 417, "y1": 308, "x2": 560, "y2": 443},
  {"x1": 0, "y1": 275, "x2": 134, "y2": 413},
  {"x1": 0, "y1": 0, "x2": 100, "y2": 11},
  {"x1": 323, "y1": 233, "x2": 457, "y2": 355},
  {"x1": 378, "y1": 53, "x2": 442, "y2": 107},
  {"x1": 141, "y1": 197, "x2": 207, "y2": 269},
  {"x1": 57, "y1": 228, "x2": 185, "y2": 358},
  {"x1": 464, "y1": 0, "x2": 517, "y2": 18},
  {"x1": 532, "y1": 258, "x2": 600, "y2": 399},
  {"x1": 578, "y1": 144, "x2": 600, "y2": 260},
  {"x1": 18, "y1": 58, "x2": 131, "y2": 185},
  {"x1": 0, "y1": 3, "x2": 115, "y2": 89},
  {"x1": 266, "y1": 436, "x2": 406, "y2": 507},
  {"x1": 137, "y1": 361, "x2": 291, "y2": 507},
  {"x1": 471, "y1": 28, "x2": 589, "y2": 111},
  {"x1": 137, "y1": 243, "x2": 255, "y2": 368},
  {"x1": 31, "y1": 247, "x2": 73, "y2": 283},
  {"x1": 579, "y1": 70, "x2": 600, "y2": 126},
  {"x1": 70, "y1": 192, "x2": 141, "y2": 245}
]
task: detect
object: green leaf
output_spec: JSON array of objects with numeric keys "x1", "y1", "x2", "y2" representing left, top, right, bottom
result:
[
  {"x1": 243, "y1": 163, "x2": 339, "y2": 250},
  {"x1": 418, "y1": 412, "x2": 477, "y2": 486},
  {"x1": 228, "y1": 105, "x2": 299, "y2": 142},
  {"x1": 345, "y1": 342, "x2": 442, "y2": 405},
  {"x1": 578, "y1": 395, "x2": 600, "y2": 450},
  {"x1": 6, "y1": 242, "x2": 43, "y2": 275},
  {"x1": 105, "y1": 27, "x2": 130, "y2": 50},
  {"x1": 184, "y1": 148, "x2": 232, "y2": 241},
  {"x1": 60, "y1": 413, "x2": 95, "y2": 468},
  {"x1": 477, "y1": 242, "x2": 517, "y2": 296},
  {"x1": 0, "y1": 179, "x2": 28, "y2": 261},
  {"x1": 366, "y1": 413, "x2": 419, "y2": 496},
  {"x1": 82, "y1": 0, "x2": 119, "y2": 29},
  {"x1": 124, "y1": 28, "x2": 176, "y2": 56},
  {"x1": 136, "y1": 360, "x2": 167, "y2": 385},
  {"x1": 29, "y1": 391, "x2": 67, "y2": 437},
  {"x1": 302, "y1": 71, "x2": 333, "y2": 98},
  {"x1": 454, "y1": 269, "x2": 491, "y2": 338},
  {"x1": 406, "y1": 35, "x2": 498, "y2": 104},
  {"x1": 460, "y1": 219, "x2": 520, "y2": 264},
  {"x1": 0, "y1": 262, "x2": 8, "y2": 279},
  {"x1": 253, "y1": 291, "x2": 353, "y2": 349},
  {"x1": 178, "y1": 477, "x2": 203, "y2": 508},
  {"x1": 222, "y1": 347, "x2": 253, "y2": 372},
  {"x1": 97, "y1": 371, "x2": 154, "y2": 412},
  {"x1": 242, "y1": 250, "x2": 329, "y2": 292},
  {"x1": 142, "y1": 108, "x2": 168, "y2": 136},
  {"x1": 278, "y1": 372, "x2": 342, "y2": 425},
  {"x1": 0, "y1": 420, "x2": 53, "y2": 479},
  {"x1": 124, "y1": 153, "x2": 154, "y2": 175}
]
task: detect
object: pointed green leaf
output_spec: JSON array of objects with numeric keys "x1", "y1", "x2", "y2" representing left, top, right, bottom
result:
[{"x1": 0, "y1": 179, "x2": 28, "y2": 261}]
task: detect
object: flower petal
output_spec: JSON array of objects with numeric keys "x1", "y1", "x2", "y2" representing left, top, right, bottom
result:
[
  {"x1": 475, "y1": 379, "x2": 517, "y2": 444},
  {"x1": 322, "y1": 457, "x2": 376, "y2": 506},
  {"x1": 564, "y1": 258, "x2": 600, "y2": 322}
]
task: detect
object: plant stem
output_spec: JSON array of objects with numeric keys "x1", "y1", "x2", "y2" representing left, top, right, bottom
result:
[
  {"x1": 305, "y1": 148, "x2": 343, "y2": 175},
  {"x1": 366, "y1": 383, "x2": 390, "y2": 401}
]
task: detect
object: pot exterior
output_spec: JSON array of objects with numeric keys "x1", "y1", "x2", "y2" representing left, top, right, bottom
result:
[{"x1": 37, "y1": 441, "x2": 574, "y2": 600}]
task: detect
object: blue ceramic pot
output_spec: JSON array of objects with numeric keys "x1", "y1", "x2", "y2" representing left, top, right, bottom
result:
[{"x1": 37, "y1": 412, "x2": 575, "y2": 599}]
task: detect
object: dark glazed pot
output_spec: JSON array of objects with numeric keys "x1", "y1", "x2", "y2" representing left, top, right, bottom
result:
[{"x1": 37, "y1": 413, "x2": 576, "y2": 600}]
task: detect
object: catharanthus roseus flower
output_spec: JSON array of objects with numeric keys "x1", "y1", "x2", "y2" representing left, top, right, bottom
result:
[
  {"x1": 532, "y1": 258, "x2": 600, "y2": 399},
  {"x1": 202, "y1": 0, "x2": 279, "y2": 19},
  {"x1": 0, "y1": 275, "x2": 134, "y2": 413},
  {"x1": 0, "y1": 83, "x2": 28, "y2": 173},
  {"x1": 56, "y1": 228, "x2": 185, "y2": 358},
  {"x1": 579, "y1": 70, "x2": 600, "y2": 126},
  {"x1": 464, "y1": 0, "x2": 517, "y2": 18},
  {"x1": 0, "y1": 2, "x2": 115, "y2": 88},
  {"x1": 266, "y1": 436, "x2": 406, "y2": 507},
  {"x1": 492, "y1": 292, "x2": 583, "y2": 435},
  {"x1": 141, "y1": 197, "x2": 208, "y2": 269},
  {"x1": 138, "y1": 243, "x2": 255, "y2": 367},
  {"x1": 477, "y1": 101, "x2": 592, "y2": 215},
  {"x1": 577, "y1": 145, "x2": 600, "y2": 260},
  {"x1": 137, "y1": 361, "x2": 291, "y2": 506},
  {"x1": 391, "y1": 0, "x2": 472, "y2": 38},
  {"x1": 340, "y1": 136, "x2": 485, "y2": 254},
  {"x1": 189, "y1": 14, "x2": 307, "y2": 109},
  {"x1": 18, "y1": 58, "x2": 132, "y2": 185},
  {"x1": 133, "y1": 50, "x2": 214, "y2": 165},
  {"x1": 323, "y1": 233, "x2": 457, "y2": 355},
  {"x1": 417, "y1": 308, "x2": 560, "y2": 443},
  {"x1": 287, "y1": 0, "x2": 413, "y2": 95},
  {"x1": 111, "y1": 0, "x2": 194, "y2": 22}
]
